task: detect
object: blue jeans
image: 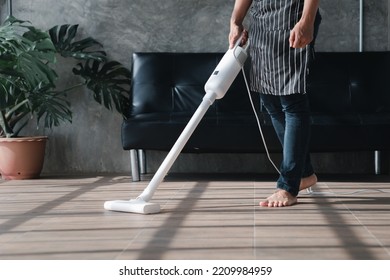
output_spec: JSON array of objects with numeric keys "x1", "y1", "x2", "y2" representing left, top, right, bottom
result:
[{"x1": 260, "y1": 93, "x2": 314, "y2": 197}]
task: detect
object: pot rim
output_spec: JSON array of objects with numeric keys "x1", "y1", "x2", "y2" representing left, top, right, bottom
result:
[{"x1": 0, "y1": 136, "x2": 48, "y2": 142}]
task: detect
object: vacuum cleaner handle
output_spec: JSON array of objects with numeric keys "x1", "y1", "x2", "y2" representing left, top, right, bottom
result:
[{"x1": 204, "y1": 43, "x2": 248, "y2": 99}]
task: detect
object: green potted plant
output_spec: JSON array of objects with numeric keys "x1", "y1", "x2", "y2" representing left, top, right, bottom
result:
[{"x1": 0, "y1": 16, "x2": 130, "y2": 179}]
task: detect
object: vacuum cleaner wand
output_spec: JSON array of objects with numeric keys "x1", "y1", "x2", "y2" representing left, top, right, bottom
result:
[{"x1": 104, "y1": 41, "x2": 248, "y2": 214}]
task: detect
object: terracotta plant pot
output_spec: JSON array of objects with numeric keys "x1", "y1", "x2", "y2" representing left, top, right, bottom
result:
[{"x1": 0, "y1": 136, "x2": 48, "y2": 180}]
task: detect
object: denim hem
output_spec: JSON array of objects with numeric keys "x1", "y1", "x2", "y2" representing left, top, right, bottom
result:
[{"x1": 276, "y1": 182, "x2": 299, "y2": 197}]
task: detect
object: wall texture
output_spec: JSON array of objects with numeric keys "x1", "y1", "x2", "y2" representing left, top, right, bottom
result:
[{"x1": 1, "y1": 0, "x2": 389, "y2": 175}]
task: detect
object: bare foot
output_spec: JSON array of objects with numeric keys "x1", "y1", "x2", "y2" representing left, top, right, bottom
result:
[
  {"x1": 299, "y1": 173, "x2": 317, "y2": 191},
  {"x1": 259, "y1": 189, "x2": 297, "y2": 207}
]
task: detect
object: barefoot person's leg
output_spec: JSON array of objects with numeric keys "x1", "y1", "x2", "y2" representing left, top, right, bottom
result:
[{"x1": 259, "y1": 94, "x2": 312, "y2": 208}]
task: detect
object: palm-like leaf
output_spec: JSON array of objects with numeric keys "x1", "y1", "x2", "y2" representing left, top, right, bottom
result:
[
  {"x1": 73, "y1": 59, "x2": 131, "y2": 116},
  {"x1": 49, "y1": 24, "x2": 106, "y2": 61},
  {"x1": 0, "y1": 16, "x2": 57, "y2": 88},
  {"x1": 29, "y1": 84, "x2": 73, "y2": 129}
]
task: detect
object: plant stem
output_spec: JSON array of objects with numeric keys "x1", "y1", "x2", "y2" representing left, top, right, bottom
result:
[
  {"x1": 4, "y1": 99, "x2": 29, "y2": 120},
  {"x1": 60, "y1": 82, "x2": 86, "y2": 94},
  {"x1": 0, "y1": 110, "x2": 14, "y2": 138}
]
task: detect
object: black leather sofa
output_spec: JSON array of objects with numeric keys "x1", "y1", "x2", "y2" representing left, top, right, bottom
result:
[{"x1": 122, "y1": 52, "x2": 390, "y2": 181}]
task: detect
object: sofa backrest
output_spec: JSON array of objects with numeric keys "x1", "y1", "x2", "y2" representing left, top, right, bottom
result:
[
  {"x1": 308, "y1": 52, "x2": 390, "y2": 114},
  {"x1": 130, "y1": 52, "x2": 259, "y2": 119}
]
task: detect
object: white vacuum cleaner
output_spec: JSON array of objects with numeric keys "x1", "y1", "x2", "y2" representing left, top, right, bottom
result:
[{"x1": 104, "y1": 39, "x2": 248, "y2": 214}]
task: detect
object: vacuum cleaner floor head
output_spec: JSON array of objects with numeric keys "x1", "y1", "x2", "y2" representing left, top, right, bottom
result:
[{"x1": 104, "y1": 199, "x2": 161, "y2": 214}]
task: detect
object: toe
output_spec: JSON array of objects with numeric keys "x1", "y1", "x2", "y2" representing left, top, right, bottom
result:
[{"x1": 259, "y1": 200, "x2": 268, "y2": 207}]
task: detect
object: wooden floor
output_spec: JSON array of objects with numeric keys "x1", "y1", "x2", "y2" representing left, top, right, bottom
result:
[{"x1": 1, "y1": 173, "x2": 390, "y2": 260}]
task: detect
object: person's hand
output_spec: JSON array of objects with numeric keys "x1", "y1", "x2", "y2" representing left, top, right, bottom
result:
[
  {"x1": 289, "y1": 20, "x2": 314, "y2": 48},
  {"x1": 229, "y1": 24, "x2": 248, "y2": 49}
]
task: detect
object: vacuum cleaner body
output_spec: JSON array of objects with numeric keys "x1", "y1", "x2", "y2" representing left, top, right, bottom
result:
[
  {"x1": 205, "y1": 46, "x2": 248, "y2": 99},
  {"x1": 104, "y1": 43, "x2": 248, "y2": 214}
]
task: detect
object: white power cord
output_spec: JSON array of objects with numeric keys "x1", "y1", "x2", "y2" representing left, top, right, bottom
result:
[
  {"x1": 241, "y1": 67, "x2": 281, "y2": 175},
  {"x1": 305, "y1": 187, "x2": 390, "y2": 196}
]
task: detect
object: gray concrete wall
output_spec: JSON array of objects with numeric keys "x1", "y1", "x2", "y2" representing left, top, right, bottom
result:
[{"x1": 1, "y1": 0, "x2": 389, "y2": 175}]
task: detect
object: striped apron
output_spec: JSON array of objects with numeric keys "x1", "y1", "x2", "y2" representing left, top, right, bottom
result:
[{"x1": 249, "y1": 0, "x2": 312, "y2": 95}]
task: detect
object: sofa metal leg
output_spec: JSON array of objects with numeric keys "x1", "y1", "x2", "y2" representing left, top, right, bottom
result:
[
  {"x1": 138, "y1": 149, "x2": 147, "y2": 174},
  {"x1": 130, "y1": 149, "x2": 140, "y2": 181},
  {"x1": 375, "y1": 150, "x2": 381, "y2": 175}
]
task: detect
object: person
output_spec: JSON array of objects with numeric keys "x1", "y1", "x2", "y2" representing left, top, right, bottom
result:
[{"x1": 229, "y1": 0, "x2": 321, "y2": 207}]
